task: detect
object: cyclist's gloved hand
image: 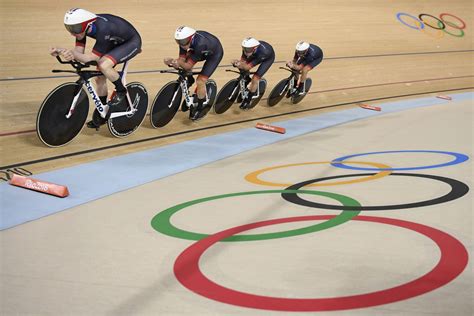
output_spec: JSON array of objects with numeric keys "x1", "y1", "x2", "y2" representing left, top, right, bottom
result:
[
  {"x1": 49, "y1": 47, "x2": 64, "y2": 57},
  {"x1": 163, "y1": 57, "x2": 173, "y2": 66},
  {"x1": 61, "y1": 49, "x2": 75, "y2": 61},
  {"x1": 231, "y1": 59, "x2": 241, "y2": 68}
]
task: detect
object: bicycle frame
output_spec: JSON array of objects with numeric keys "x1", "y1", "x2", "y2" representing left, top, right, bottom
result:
[
  {"x1": 53, "y1": 57, "x2": 139, "y2": 120},
  {"x1": 280, "y1": 67, "x2": 303, "y2": 95},
  {"x1": 226, "y1": 69, "x2": 263, "y2": 100},
  {"x1": 161, "y1": 68, "x2": 209, "y2": 108}
]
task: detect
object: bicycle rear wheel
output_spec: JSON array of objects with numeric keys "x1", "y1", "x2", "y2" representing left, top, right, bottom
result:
[
  {"x1": 108, "y1": 82, "x2": 148, "y2": 137},
  {"x1": 36, "y1": 82, "x2": 88, "y2": 147},
  {"x1": 248, "y1": 78, "x2": 267, "y2": 109},
  {"x1": 150, "y1": 81, "x2": 182, "y2": 128},
  {"x1": 214, "y1": 79, "x2": 239, "y2": 114},
  {"x1": 267, "y1": 78, "x2": 290, "y2": 107},
  {"x1": 291, "y1": 78, "x2": 312, "y2": 104}
]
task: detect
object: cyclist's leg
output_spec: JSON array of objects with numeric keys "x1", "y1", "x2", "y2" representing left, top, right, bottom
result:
[
  {"x1": 101, "y1": 36, "x2": 142, "y2": 112},
  {"x1": 297, "y1": 55, "x2": 322, "y2": 94},
  {"x1": 87, "y1": 75, "x2": 108, "y2": 129},
  {"x1": 241, "y1": 56, "x2": 273, "y2": 109},
  {"x1": 191, "y1": 47, "x2": 223, "y2": 120}
]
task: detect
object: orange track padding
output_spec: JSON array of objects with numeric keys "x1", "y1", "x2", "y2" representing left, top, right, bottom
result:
[
  {"x1": 436, "y1": 95, "x2": 452, "y2": 100},
  {"x1": 358, "y1": 103, "x2": 381, "y2": 111},
  {"x1": 9, "y1": 174, "x2": 69, "y2": 198},
  {"x1": 255, "y1": 123, "x2": 286, "y2": 134}
]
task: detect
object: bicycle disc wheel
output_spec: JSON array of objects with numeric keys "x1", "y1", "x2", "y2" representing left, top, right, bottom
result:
[
  {"x1": 214, "y1": 79, "x2": 239, "y2": 114},
  {"x1": 267, "y1": 78, "x2": 290, "y2": 107},
  {"x1": 108, "y1": 82, "x2": 148, "y2": 138},
  {"x1": 36, "y1": 82, "x2": 88, "y2": 147},
  {"x1": 291, "y1": 78, "x2": 312, "y2": 104},
  {"x1": 150, "y1": 81, "x2": 182, "y2": 128},
  {"x1": 249, "y1": 78, "x2": 267, "y2": 109}
]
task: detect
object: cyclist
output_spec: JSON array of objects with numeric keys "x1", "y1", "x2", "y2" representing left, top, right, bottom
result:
[
  {"x1": 163, "y1": 26, "x2": 224, "y2": 121},
  {"x1": 50, "y1": 8, "x2": 142, "y2": 129},
  {"x1": 286, "y1": 41, "x2": 323, "y2": 96},
  {"x1": 231, "y1": 37, "x2": 275, "y2": 110}
]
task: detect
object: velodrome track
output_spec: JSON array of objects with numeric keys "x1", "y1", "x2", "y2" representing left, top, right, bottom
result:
[{"x1": 0, "y1": 1, "x2": 472, "y2": 315}]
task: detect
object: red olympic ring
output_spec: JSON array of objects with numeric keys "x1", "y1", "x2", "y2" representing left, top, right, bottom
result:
[
  {"x1": 440, "y1": 13, "x2": 466, "y2": 29},
  {"x1": 174, "y1": 215, "x2": 468, "y2": 312}
]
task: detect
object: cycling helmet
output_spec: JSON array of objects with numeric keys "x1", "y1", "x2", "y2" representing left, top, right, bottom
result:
[
  {"x1": 296, "y1": 41, "x2": 310, "y2": 57},
  {"x1": 242, "y1": 37, "x2": 260, "y2": 55},
  {"x1": 64, "y1": 8, "x2": 97, "y2": 34},
  {"x1": 175, "y1": 26, "x2": 196, "y2": 46}
]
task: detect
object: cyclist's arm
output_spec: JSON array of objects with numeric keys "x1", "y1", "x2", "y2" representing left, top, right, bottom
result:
[
  {"x1": 177, "y1": 57, "x2": 194, "y2": 71},
  {"x1": 237, "y1": 60, "x2": 253, "y2": 71},
  {"x1": 72, "y1": 50, "x2": 100, "y2": 63}
]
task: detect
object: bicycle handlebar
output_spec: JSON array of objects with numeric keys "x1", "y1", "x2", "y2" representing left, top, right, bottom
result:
[
  {"x1": 225, "y1": 68, "x2": 255, "y2": 75},
  {"x1": 159, "y1": 67, "x2": 200, "y2": 76},
  {"x1": 55, "y1": 56, "x2": 97, "y2": 70},
  {"x1": 279, "y1": 66, "x2": 300, "y2": 74}
]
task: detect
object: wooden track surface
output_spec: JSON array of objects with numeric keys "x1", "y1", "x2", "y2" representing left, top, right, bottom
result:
[{"x1": 0, "y1": 0, "x2": 472, "y2": 174}]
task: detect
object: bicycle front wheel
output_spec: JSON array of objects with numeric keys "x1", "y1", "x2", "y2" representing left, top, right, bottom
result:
[
  {"x1": 214, "y1": 79, "x2": 239, "y2": 114},
  {"x1": 36, "y1": 82, "x2": 88, "y2": 147},
  {"x1": 267, "y1": 78, "x2": 290, "y2": 107},
  {"x1": 150, "y1": 81, "x2": 182, "y2": 128}
]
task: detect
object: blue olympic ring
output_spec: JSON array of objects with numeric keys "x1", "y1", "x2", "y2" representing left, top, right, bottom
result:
[
  {"x1": 396, "y1": 13, "x2": 425, "y2": 30},
  {"x1": 331, "y1": 150, "x2": 469, "y2": 171}
]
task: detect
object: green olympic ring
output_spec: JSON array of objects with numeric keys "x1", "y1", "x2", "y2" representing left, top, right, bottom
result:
[
  {"x1": 438, "y1": 20, "x2": 465, "y2": 37},
  {"x1": 151, "y1": 189, "x2": 360, "y2": 241}
]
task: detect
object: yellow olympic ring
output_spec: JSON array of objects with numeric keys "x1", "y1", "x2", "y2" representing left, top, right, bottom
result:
[
  {"x1": 421, "y1": 26, "x2": 444, "y2": 39},
  {"x1": 245, "y1": 161, "x2": 392, "y2": 187}
]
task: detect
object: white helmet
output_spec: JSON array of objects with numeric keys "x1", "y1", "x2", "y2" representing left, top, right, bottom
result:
[
  {"x1": 242, "y1": 37, "x2": 260, "y2": 55},
  {"x1": 175, "y1": 26, "x2": 196, "y2": 45},
  {"x1": 296, "y1": 41, "x2": 310, "y2": 56},
  {"x1": 64, "y1": 8, "x2": 97, "y2": 34}
]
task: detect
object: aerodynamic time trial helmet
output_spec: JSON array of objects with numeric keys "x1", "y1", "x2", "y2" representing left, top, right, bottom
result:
[
  {"x1": 64, "y1": 8, "x2": 97, "y2": 34},
  {"x1": 175, "y1": 26, "x2": 196, "y2": 46}
]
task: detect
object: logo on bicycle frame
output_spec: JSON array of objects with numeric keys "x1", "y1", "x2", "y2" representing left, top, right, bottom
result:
[
  {"x1": 85, "y1": 81, "x2": 105, "y2": 112},
  {"x1": 396, "y1": 12, "x2": 467, "y2": 38}
]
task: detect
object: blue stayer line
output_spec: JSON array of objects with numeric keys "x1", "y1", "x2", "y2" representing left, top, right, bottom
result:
[{"x1": 0, "y1": 92, "x2": 472, "y2": 230}]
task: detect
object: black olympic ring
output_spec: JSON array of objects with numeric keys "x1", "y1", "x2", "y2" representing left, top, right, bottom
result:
[
  {"x1": 418, "y1": 14, "x2": 445, "y2": 30},
  {"x1": 281, "y1": 173, "x2": 469, "y2": 211}
]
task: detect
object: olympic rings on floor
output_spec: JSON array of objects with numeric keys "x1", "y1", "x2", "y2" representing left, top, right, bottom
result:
[
  {"x1": 151, "y1": 189, "x2": 360, "y2": 241},
  {"x1": 174, "y1": 214, "x2": 469, "y2": 312},
  {"x1": 282, "y1": 173, "x2": 469, "y2": 211},
  {"x1": 244, "y1": 161, "x2": 392, "y2": 187},
  {"x1": 331, "y1": 150, "x2": 469, "y2": 171},
  {"x1": 396, "y1": 12, "x2": 467, "y2": 38}
]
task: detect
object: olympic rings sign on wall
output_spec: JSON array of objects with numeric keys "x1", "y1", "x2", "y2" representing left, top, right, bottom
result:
[{"x1": 396, "y1": 12, "x2": 467, "y2": 38}]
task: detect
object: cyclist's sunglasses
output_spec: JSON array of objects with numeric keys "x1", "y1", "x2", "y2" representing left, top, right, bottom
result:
[
  {"x1": 176, "y1": 37, "x2": 192, "y2": 46},
  {"x1": 65, "y1": 23, "x2": 84, "y2": 34}
]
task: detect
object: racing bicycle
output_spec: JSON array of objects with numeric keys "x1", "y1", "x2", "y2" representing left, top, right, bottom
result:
[
  {"x1": 36, "y1": 56, "x2": 148, "y2": 147},
  {"x1": 149, "y1": 68, "x2": 217, "y2": 127},
  {"x1": 267, "y1": 67, "x2": 312, "y2": 106},
  {"x1": 213, "y1": 69, "x2": 267, "y2": 114}
]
